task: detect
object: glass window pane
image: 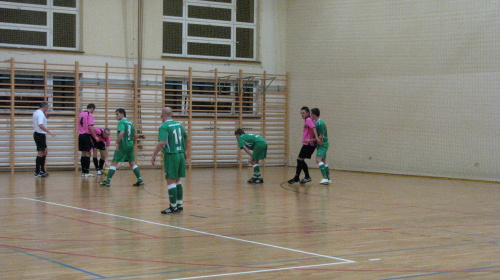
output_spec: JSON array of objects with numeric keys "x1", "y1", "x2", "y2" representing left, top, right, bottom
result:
[
  {"x1": 163, "y1": 0, "x2": 182, "y2": 17},
  {"x1": 53, "y1": 13, "x2": 76, "y2": 48},
  {"x1": 0, "y1": 0, "x2": 46, "y2": 5},
  {"x1": 188, "y1": 5, "x2": 231, "y2": 21},
  {"x1": 0, "y1": 29, "x2": 46, "y2": 46},
  {"x1": 54, "y1": 0, "x2": 76, "y2": 8},
  {"x1": 188, "y1": 24, "x2": 230, "y2": 39},
  {"x1": 236, "y1": 0, "x2": 254, "y2": 23},
  {"x1": 163, "y1": 22, "x2": 182, "y2": 54},
  {"x1": 188, "y1": 42, "x2": 230, "y2": 57},
  {"x1": 236, "y1": 27, "x2": 253, "y2": 58},
  {"x1": 0, "y1": 8, "x2": 46, "y2": 25}
]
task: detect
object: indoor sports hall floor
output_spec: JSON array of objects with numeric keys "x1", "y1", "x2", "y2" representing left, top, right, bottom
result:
[{"x1": 0, "y1": 166, "x2": 498, "y2": 279}]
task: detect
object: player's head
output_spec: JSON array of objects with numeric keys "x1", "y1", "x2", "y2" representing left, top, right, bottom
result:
[
  {"x1": 39, "y1": 102, "x2": 49, "y2": 112},
  {"x1": 115, "y1": 108, "x2": 126, "y2": 119},
  {"x1": 234, "y1": 129, "x2": 245, "y2": 136},
  {"x1": 87, "y1": 103, "x2": 95, "y2": 110},
  {"x1": 102, "y1": 128, "x2": 111, "y2": 139},
  {"x1": 162, "y1": 107, "x2": 173, "y2": 119},
  {"x1": 311, "y1": 108, "x2": 320, "y2": 117},
  {"x1": 300, "y1": 106, "x2": 310, "y2": 119}
]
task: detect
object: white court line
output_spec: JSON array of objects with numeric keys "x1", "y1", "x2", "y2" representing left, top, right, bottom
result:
[{"x1": 20, "y1": 197, "x2": 355, "y2": 278}]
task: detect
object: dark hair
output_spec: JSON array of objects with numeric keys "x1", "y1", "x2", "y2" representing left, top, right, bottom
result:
[
  {"x1": 115, "y1": 108, "x2": 126, "y2": 117},
  {"x1": 311, "y1": 107, "x2": 320, "y2": 117},
  {"x1": 101, "y1": 128, "x2": 111, "y2": 137},
  {"x1": 234, "y1": 128, "x2": 245, "y2": 136},
  {"x1": 87, "y1": 103, "x2": 96, "y2": 110},
  {"x1": 301, "y1": 106, "x2": 310, "y2": 113},
  {"x1": 39, "y1": 102, "x2": 49, "y2": 108}
]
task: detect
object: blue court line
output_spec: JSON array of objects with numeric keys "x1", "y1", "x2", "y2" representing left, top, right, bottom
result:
[
  {"x1": 379, "y1": 265, "x2": 500, "y2": 280},
  {"x1": 5, "y1": 246, "x2": 105, "y2": 278}
]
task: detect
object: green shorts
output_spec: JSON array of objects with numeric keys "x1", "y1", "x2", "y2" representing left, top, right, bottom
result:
[
  {"x1": 316, "y1": 143, "x2": 328, "y2": 160},
  {"x1": 252, "y1": 142, "x2": 268, "y2": 161},
  {"x1": 163, "y1": 153, "x2": 186, "y2": 179},
  {"x1": 112, "y1": 148, "x2": 135, "y2": 162}
]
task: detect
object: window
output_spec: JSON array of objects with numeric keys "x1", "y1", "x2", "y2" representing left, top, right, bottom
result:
[
  {"x1": 164, "y1": 79, "x2": 256, "y2": 115},
  {"x1": 0, "y1": 0, "x2": 79, "y2": 50},
  {"x1": 163, "y1": 0, "x2": 256, "y2": 60},
  {"x1": 0, "y1": 73, "x2": 75, "y2": 112}
]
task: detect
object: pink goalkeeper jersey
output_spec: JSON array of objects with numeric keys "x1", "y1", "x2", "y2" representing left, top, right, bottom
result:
[
  {"x1": 94, "y1": 127, "x2": 111, "y2": 146},
  {"x1": 302, "y1": 117, "x2": 316, "y2": 146},
  {"x1": 77, "y1": 110, "x2": 94, "y2": 134}
]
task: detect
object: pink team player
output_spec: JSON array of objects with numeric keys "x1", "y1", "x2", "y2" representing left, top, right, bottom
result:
[
  {"x1": 92, "y1": 127, "x2": 111, "y2": 175},
  {"x1": 288, "y1": 106, "x2": 320, "y2": 185}
]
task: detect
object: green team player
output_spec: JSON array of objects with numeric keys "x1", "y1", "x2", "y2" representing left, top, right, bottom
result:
[
  {"x1": 151, "y1": 107, "x2": 189, "y2": 214},
  {"x1": 234, "y1": 129, "x2": 268, "y2": 184},
  {"x1": 310, "y1": 108, "x2": 331, "y2": 184},
  {"x1": 99, "y1": 108, "x2": 143, "y2": 187}
]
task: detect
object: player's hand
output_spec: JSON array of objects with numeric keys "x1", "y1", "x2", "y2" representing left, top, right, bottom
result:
[
  {"x1": 151, "y1": 156, "x2": 156, "y2": 165},
  {"x1": 115, "y1": 143, "x2": 119, "y2": 151}
]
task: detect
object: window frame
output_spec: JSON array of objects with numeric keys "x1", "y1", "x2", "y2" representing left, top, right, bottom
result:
[
  {"x1": 0, "y1": 0, "x2": 80, "y2": 51},
  {"x1": 163, "y1": 0, "x2": 257, "y2": 61}
]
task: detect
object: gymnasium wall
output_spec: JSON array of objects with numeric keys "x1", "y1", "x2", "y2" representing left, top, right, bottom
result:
[{"x1": 286, "y1": 0, "x2": 500, "y2": 181}]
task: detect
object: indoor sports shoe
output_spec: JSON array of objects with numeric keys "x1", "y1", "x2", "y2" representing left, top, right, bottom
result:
[
  {"x1": 99, "y1": 181, "x2": 110, "y2": 187},
  {"x1": 287, "y1": 177, "x2": 299, "y2": 184},
  {"x1": 247, "y1": 177, "x2": 258, "y2": 183},
  {"x1": 299, "y1": 177, "x2": 312, "y2": 184},
  {"x1": 133, "y1": 181, "x2": 144, "y2": 186},
  {"x1": 252, "y1": 178, "x2": 264, "y2": 184},
  {"x1": 177, "y1": 205, "x2": 183, "y2": 211},
  {"x1": 161, "y1": 206, "x2": 178, "y2": 214},
  {"x1": 34, "y1": 173, "x2": 42, "y2": 178},
  {"x1": 40, "y1": 171, "x2": 49, "y2": 177},
  {"x1": 319, "y1": 178, "x2": 330, "y2": 185},
  {"x1": 97, "y1": 169, "x2": 102, "y2": 175}
]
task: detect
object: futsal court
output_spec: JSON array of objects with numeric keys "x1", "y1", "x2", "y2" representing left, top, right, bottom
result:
[{"x1": 0, "y1": 167, "x2": 498, "y2": 279}]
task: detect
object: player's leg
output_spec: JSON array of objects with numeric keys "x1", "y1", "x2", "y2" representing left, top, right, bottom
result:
[
  {"x1": 161, "y1": 154, "x2": 180, "y2": 214},
  {"x1": 92, "y1": 148, "x2": 99, "y2": 173},
  {"x1": 129, "y1": 157, "x2": 144, "y2": 186},
  {"x1": 299, "y1": 145, "x2": 315, "y2": 184},
  {"x1": 176, "y1": 155, "x2": 186, "y2": 210}
]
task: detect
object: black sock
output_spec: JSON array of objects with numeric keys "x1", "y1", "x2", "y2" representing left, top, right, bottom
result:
[
  {"x1": 35, "y1": 156, "x2": 42, "y2": 173},
  {"x1": 93, "y1": 157, "x2": 99, "y2": 170},
  {"x1": 303, "y1": 161, "x2": 310, "y2": 178},
  {"x1": 41, "y1": 156, "x2": 46, "y2": 172},
  {"x1": 295, "y1": 159, "x2": 303, "y2": 179},
  {"x1": 85, "y1": 157, "x2": 91, "y2": 173},
  {"x1": 99, "y1": 159, "x2": 105, "y2": 170},
  {"x1": 80, "y1": 156, "x2": 85, "y2": 173}
]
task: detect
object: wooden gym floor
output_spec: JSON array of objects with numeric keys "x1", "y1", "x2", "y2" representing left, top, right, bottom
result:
[{"x1": 0, "y1": 166, "x2": 498, "y2": 279}]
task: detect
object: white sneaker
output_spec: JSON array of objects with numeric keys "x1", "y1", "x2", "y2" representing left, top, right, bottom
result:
[
  {"x1": 319, "y1": 178, "x2": 330, "y2": 185},
  {"x1": 97, "y1": 170, "x2": 102, "y2": 175}
]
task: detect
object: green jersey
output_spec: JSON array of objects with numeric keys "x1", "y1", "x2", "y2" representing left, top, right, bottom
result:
[
  {"x1": 315, "y1": 118, "x2": 328, "y2": 144},
  {"x1": 158, "y1": 120, "x2": 188, "y2": 154},
  {"x1": 237, "y1": 134, "x2": 267, "y2": 150},
  {"x1": 116, "y1": 118, "x2": 135, "y2": 151}
]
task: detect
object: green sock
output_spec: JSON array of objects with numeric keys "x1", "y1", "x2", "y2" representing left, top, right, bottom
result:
[
  {"x1": 325, "y1": 164, "x2": 330, "y2": 179},
  {"x1": 168, "y1": 184, "x2": 177, "y2": 207},
  {"x1": 319, "y1": 163, "x2": 328, "y2": 179},
  {"x1": 176, "y1": 183, "x2": 183, "y2": 205},
  {"x1": 133, "y1": 165, "x2": 142, "y2": 181},
  {"x1": 106, "y1": 168, "x2": 116, "y2": 183},
  {"x1": 253, "y1": 164, "x2": 261, "y2": 178}
]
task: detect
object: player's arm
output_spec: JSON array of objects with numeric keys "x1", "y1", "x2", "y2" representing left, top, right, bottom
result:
[
  {"x1": 115, "y1": 130, "x2": 124, "y2": 151},
  {"x1": 89, "y1": 125, "x2": 99, "y2": 141},
  {"x1": 313, "y1": 127, "x2": 323, "y2": 146},
  {"x1": 241, "y1": 146, "x2": 252, "y2": 157},
  {"x1": 184, "y1": 136, "x2": 189, "y2": 160},
  {"x1": 38, "y1": 124, "x2": 54, "y2": 136},
  {"x1": 151, "y1": 140, "x2": 164, "y2": 165}
]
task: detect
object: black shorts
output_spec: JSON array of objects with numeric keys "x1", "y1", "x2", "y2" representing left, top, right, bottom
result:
[
  {"x1": 94, "y1": 140, "x2": 106, "y2": 151},
  {"x1": 298, "y1": 145, "x2": 316, "y2": 159},
  {"x1": 33, "y1": 132, "x2": 47, "y2": 151},
  {"x1": 79, "y1": 134, "x2": 94, "y2": 152}
]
